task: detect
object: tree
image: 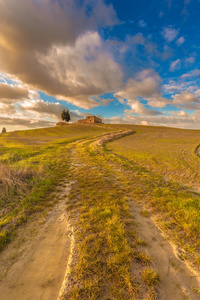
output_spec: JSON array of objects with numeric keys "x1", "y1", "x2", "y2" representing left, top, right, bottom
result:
[
  {"x1": 2, "y1": 127, "x2": 6, "y2": 134},
  {"x1": 61, "y1": 109, "x2": 71, "y2": 122}
]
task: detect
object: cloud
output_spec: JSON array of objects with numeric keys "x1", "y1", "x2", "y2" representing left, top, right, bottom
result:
[
  {"x1": 0, "y1": 116, "x2": 55, "y2": 130},
  {"x1": 147, "y1": 93, "x2": 169, "y2": 108},
  {"x1": 172, "y1": 91, "x2": 199, "y2": 104},
  {"x1": 172, "y1": 91, "x2": 200, "y2": 109},
  {"x1": 0, "y1": 83, "x2": 29, "y2": 100},
  {"x1": 114, "y1": 70, "x2": 165, "y2": 115},
  {"x1": 161, "y1": 26, "x2": 179, "y2": 42},
  {"x1": 182, "y1": 0, "x2": 191, "y2": 15},
  {"x1": 181, "y1": 69, "x2": 200, "y2": 78},
  {"x1": 104, "y1": 111, "x2": 200, "y2": 129},
  {"x1": 176, "y1": 37, "x2": 185, "y2": 46},
  {"x1": 125, "y1": 103, "x2": 161, "y2": 116},
  {"x1": 185, "y1": 56, "x2": 195, "y2": 64},
  {"x1": 170, "y1": 59, "x2": 181, "y2": 71},
  {"x1": 18, "y1": 99, "x2": 82, "y2": 122},
  {"x1": 172, "y1": 110, "x2": 188, "y2": 117},
  {"x1": 138, "y1": 20, "x2": 146, "y2": 27},
  {"x1": 37, "y1": 31, "x2": 123, "y2": 108},
  {"x1": 115, "y1": 70, "x2": 161, "y2": 100},
  {"x1": 0, "y1": 0, "x2": 120, "y2": 109}
]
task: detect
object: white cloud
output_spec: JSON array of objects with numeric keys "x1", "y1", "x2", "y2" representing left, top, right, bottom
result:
[
  {"x1": 172, "y1": 91, "x2": 200, "y2": 109},
  {"x1": 172, "y1": 110, "x2": 188, "y2": 117},
  {"x1": 185, "y1": 56, "x2": 195, "y2": 64},
  {"x1": 19, "y1": 99, "x2": 82, "y2": 122},
  {"x1": 176, "y1": 37, "x2": 185, "y2": 46},
  {"x1": 172, "y1": 91, "x2": 199, "y2": 104},
  {"x1": 104, "y1": 111, "x2": 200, "y2": 130},
  {"x1": 114, "y1": 70, "x2": 165, "y2": 114},
  {"x1": 181, "y1": 69, "x2": 200, "y2": 78},
  {"x1": 170, "y1": 59, "x2": 181, "y2": 71},
  {"x1": 161, "y1": 26, "x2": 179, "y2": 43},
  {"x1": 124, "y1": 103, "x2": 161, "y2": 116}
]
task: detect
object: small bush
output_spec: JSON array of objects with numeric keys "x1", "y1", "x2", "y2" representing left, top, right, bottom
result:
[{"x1": 141, "y1": 268, "x2": 160, "y2": 286}]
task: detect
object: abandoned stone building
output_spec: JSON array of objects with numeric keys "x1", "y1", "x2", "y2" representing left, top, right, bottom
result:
[{"x1": 78, "y1": 115, "x2": 103, "y2": 124}]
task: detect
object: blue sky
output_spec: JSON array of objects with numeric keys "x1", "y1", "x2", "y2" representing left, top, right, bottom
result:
[{"x1": 0, "y1": 0, "x2": 200, "y2": 130}]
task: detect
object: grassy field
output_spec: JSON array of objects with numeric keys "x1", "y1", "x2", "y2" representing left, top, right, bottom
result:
[
  {"x1": 0, "y1": 123, "x2": 200, "y2": 299},
  {"x1": 107, "y1": 125, "x2": 200, "y2": 269},
  {"x1": 107, "y1": 125, "x2": 200, "y2": 191},
  {"x1": 0, "y1": 124, "x2": 117, "y2": 251}
]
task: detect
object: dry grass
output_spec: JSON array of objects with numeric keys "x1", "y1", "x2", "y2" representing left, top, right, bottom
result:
[{"x1": 0, "y1": 164, "x2": 36, "y2": 206}]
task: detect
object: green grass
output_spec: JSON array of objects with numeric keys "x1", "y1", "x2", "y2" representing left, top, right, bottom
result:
[
  {"x1": 106, "y1": 125, "x2": 200, "y2": 266},
  {"x1": 108, "y1": 125, "x2": 200, "y2": 190}
]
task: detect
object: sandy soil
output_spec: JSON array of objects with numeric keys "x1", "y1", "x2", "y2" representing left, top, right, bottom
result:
[
  {"x1": 130, "y1": 203, "x2": 200, "y2": 300},
  {"x1": 0, "y1": 181, "x2": 72, "y2": 300}
]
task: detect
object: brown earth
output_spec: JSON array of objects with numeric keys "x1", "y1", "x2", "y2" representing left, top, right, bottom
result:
[{"x1": 0, "y1": 180, "x2": 72, "y2": 300}]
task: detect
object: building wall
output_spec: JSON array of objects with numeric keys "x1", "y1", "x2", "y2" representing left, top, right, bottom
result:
[{"x1": 78, "y1": 115, "x2": 103, "y2": 124}]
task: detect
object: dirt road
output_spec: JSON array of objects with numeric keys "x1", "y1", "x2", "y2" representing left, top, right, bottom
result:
[{"x1": 0, "y1": 181, "x2": 72, "y2": 300}]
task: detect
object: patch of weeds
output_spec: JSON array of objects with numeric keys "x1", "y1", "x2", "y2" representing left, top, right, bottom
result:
[
  {"x1": 195, "y1": 256, "x2": 200, "y2": 268},
  {"x1": 141, "y1": 210, "x2": 150, "y2": 217},
  {"x1": 170, "y1": 259, "x2": 181, "y2": 271},
  {"x1": 145, "y1": 288, "x2": 158, "y2": 300},
  {"x1": 0, "y1": 230, "x2": 11, "y2": 251},
  {"x1": 16, "y1": 214, "x2": 28, "y2": 225},
  {"x1": 191, "y1": 284, "x2": 200, "y2": 294},
  {"x1": 134, "y1": 251, "x2": 151, "y2": 265},
  {"x1": 141, "y1": 268, "x2": 160, "y2": 286},
  {"x1": 136, "y1": 238, "x2": 148, "y2": 247}
]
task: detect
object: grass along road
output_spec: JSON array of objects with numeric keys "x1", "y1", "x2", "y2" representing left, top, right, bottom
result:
[{"x1": 64, "y1": 131, "x2": 200, "y2": 299}]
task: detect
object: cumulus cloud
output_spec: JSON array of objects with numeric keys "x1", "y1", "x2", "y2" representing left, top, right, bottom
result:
[
  {"x1": 172, "y1": 110, "x2": 188, "y2": 117},
  {"x1": 172, "y1": 91, "x2": 200, "y2": 109},
  {"x1": 172, "y1": 91, "x2": 199, "y2": 104},
  {"x1": 115, "y1": 70, "x2": 161, "y2": 100},
  {"x1": 114, "y1": 70, "x2": 165, "y2": 115},
  {"x1": 19, "y1": 99, "x2": 82, "y2": 122},
  {"x1": 161, "y1": 26, "x2": 179, "y2": 43},
  {"x1": 125, "y1": 103, "x2": 161, "y2": 116},
  {"x1": 0, "y1": 0, "x2": 120, "y2": 109},
  {"x1": 37, "y1": 31, "x2": 123, "y2": 108},
  {"x1": 0, "y1": 83, "x2": 29, "y2": 100}
]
